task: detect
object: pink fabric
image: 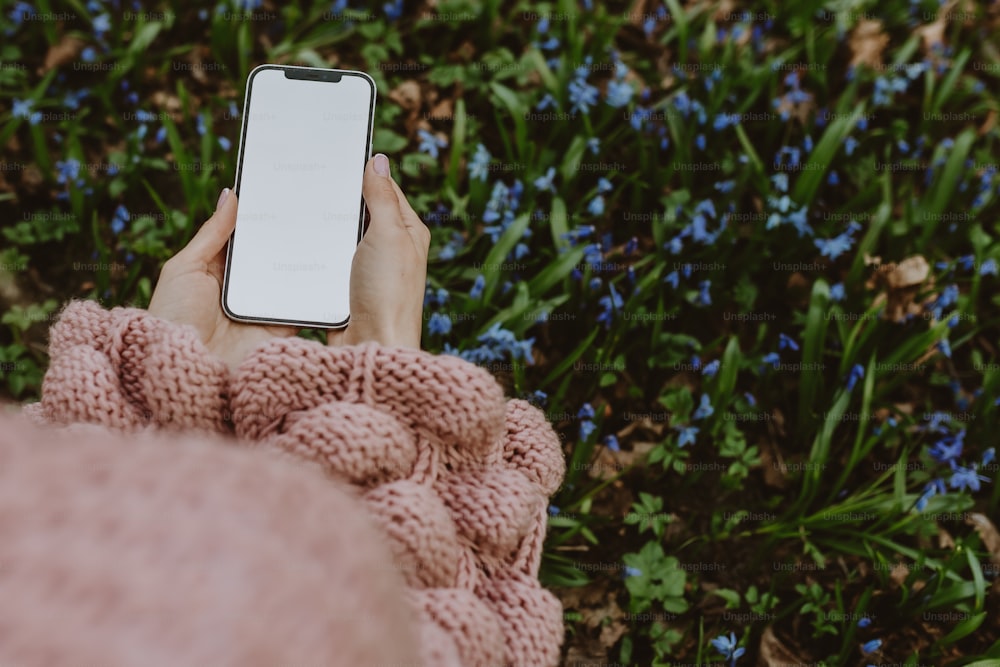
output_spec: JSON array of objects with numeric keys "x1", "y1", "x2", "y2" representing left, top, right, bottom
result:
[{"x1": 10, "y1": 299, "x2": 566, "y2": 667}]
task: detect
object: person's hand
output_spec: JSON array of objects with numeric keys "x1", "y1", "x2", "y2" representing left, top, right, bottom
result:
[
  {"x1": 148, "y1": 153, "x2": 429, "y2": 369},
  {"x1": 326, "y1": 153, "x2": 430, "y2": 349},
  {"x1": 148, "y1": 188, "x2": 298, "y2": 371}
]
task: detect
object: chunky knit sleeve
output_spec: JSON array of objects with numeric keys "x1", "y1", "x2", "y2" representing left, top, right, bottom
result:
[
  {"x1": 22, "y1": 300, "x2": 230, "y2": 433},
  {"x1": 229, "y1": 337, "x2": 567, "y2": 667}
]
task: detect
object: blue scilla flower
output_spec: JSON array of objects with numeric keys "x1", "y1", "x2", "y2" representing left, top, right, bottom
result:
[
  {"x1": 597, "y1": 284, "x2": 622, "y2": 329},
  {"x1": 815, "y1": 221, "x2": 861, "y2": 260},
  {"x1": 915, "y1": 477, "x2": 947, "y2": 511},
  {"x1": 845, "y1": 363, "x2": 864, "y2": 391},
  {"x1": 830, "y1": 283, "x2": 846, "y2": 301},
  {"x1": 980, "y1": 259, "x2": 998, "y2": 276},
  {"x1": 597, "y1": 177, "x2": 612, "y2": 194},
  {"x1": 536, "y1": 93, "x2": 558, "y2": 111},
  {"x1": 547, "y1": 504, "x2": 559, "y2": 516},
  {"x1": 383, "y1": 0, "x2": 403, "y2": 21},
  {"x1": 568, "y1": 65, "x2": 599, "y2": 114},
  {"x1": 534, "y1": 166, "x2": 556, "y2": 193},
  {"x1": 950, "y1": 465, "x2": 989, "y2": 493},
  {"x1": 218, "y1": 136, "x2": 231, "y2": 151},
  {"x1": 578, "y1": 403, "x2": 595, "y2": 420},
  {"x1": 857, "y1": 617, "x2": 872, "y2": 628},
  {"x1": 12, "y1": 98, "x2": 40, "y2": 124},
  {"x1": 862, "y1": 638, "x2": 882, "y2": 654},
  {"x1": 92, "y1": 13, "x2": 111, "y2": 38},
  {"x1": 702, "y1": 360, "x2": 720, "y2": 377},
  {"x1": 110, "y1": 205, "x2": 129, "y2": 234},
  {"x1": 761, "y1": 352, "x2": 781, "y2": 369},
  {"x1": 604, "y1": 435, "x2": 620, "y2": 452},
  {"x1": 427, "y1": 312, "x2": 452, "y2": 336},
  {"x1": 56, "y1": 158, "x2": 82, "y2": 185},
  {"x1": 417, "y1": 129, "x2": 447, "y2": 158},
  {"x1": 606, "y1": 78, "x2": 633, "y2": 108},
  {"x1": 692, "y1": 393, "x2": 714, "y2": 420},
  {"x1": 676, "y1": 425, "x2": 699, "y2": 447},
  {"x1": 469, "y1": 144, "x2": 491, "y2": 182},
  {"x1": 624, "y1": 565, "x2": 642, "y2": 578},
  {"x1": 588, "y1": 195, "x2": 605, "y2": 216},
  {"x1": 696, "y1": 280, "x2": 711, "y2": 306},
  {"x1": 778, "y1": 333, "x2": 800, "y2": 352},
  {"x1": 711, "y1": 632, "x2": 746, "y2": 666},
  {"x1": 929, "y1": 429, "x2": 964, "y2": 466},
  {"x1": 470, "y1": 274, "x2": 485, "y2": 299}
]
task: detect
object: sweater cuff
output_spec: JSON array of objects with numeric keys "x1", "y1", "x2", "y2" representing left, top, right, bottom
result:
[{"x1": 37, "y1": 300, "x2": 230, "y2": 433}]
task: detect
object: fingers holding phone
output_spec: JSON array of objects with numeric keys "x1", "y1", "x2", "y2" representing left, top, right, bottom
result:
[{"x1": 326, "y1": 155, "x2": 429, "y2": 350}]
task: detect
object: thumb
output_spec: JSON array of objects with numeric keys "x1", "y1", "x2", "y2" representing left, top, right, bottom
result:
[
  {"x1": 361, "y1": 154, "x2": 402, "y2": 238},
  {"x1": 181, "y1": 187, "x2": 238, "y2": 262}
]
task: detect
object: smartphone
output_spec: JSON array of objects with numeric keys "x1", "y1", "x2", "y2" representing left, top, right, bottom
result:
[{"x1": 222, "y1": 64, "x2": 376, "y2": 328}]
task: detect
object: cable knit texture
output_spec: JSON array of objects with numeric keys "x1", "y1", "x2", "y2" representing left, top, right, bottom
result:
[{"x1": 15, "y1": 299, "x2": 566, "y2": 667}]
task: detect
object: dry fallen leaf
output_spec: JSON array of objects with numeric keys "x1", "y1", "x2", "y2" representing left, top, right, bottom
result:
[
  {"x1": 967, "y1": 513, "x2": 1000, "y2": 565},
  {"x1": 41, "y1": 35, "x2": 85, "y2": 74},
  {"x1": 867, "y1": 255, "x2": 931, "y2": 322},
  {"x1": 757, "y1": 625, "x2": 808, "y2": 667},
  {"x1": 849, "y1": 19, "x2": 889, "y2": 70}
]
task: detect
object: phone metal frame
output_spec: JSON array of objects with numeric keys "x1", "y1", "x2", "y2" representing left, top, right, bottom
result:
[{"x1": 221, "y1": 63, "x2": 376, "y2": 329}]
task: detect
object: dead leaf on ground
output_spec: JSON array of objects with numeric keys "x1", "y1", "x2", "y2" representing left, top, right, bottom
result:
[
  {"x1": 849, "y1": 19, "x2": 889, "y2": 70},
  {"x1": 867, "y1": 255, "x2": 931, "y2": 322},
  {"x1": 41, "y1": 35, "x2": 85, "y2": 74},
  {"x1": 758, "y1": 625, "x2": 809, "y2": 667},
  {"x1": 967, "y1": 513, "x2": 1000, "y2": 565}
]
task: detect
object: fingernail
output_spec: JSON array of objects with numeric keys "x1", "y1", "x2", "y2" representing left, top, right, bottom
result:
[
  {"x1": 373, "y1": 153, "x2": 390, "y2": 177},
  {"x1": 216, "y1": 187, "x2": 231, "y2": 211}
]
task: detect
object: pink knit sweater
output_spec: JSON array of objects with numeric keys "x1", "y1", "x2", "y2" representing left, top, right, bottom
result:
[{"x1": 7, "y1": 299, "x2": 566, "y2": 667}]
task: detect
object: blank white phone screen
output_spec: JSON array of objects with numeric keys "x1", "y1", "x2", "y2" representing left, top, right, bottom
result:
[{"x1": 224, "y1": 66, "x2": 374, "y2": 327}]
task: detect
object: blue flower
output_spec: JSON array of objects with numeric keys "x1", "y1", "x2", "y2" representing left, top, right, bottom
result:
[
  {"x1": 762, "y1": 352, "x2": 781, "y2": 369},
  {"x1": 12, "y1": 98, "x2": 40, "y2": 124},
  {"x1": 692, "y1": 393, "x2": 714, "y2": 420},
  {"x1": 845, "y1": 136, "x2": 859, "y2": 156},
  {"x1": 815, "y1": 221, "x2": 860, "y2": 260},
  {"x1": 470, "y1": 274, "x2": 485, "y2": 299},
  {"x1": 218, "y1": 136, "x2": 231, "y2": 151},
  {"x1": 929, "y1": 429, "x2": 964, "y2": 465},
  {"x1": 445, "y1": 322, "x2": 535, "y2": 365},
  {"x1": 587, "y1": 137, "x2": 601, "y2": 155},
  {"x1": 92, "y1": 13, "x2": 111, "y2": 37},
  {"x1": 696, "y1": 280, "x2": 711, "y2": 306},
  {"x1": 427, "y1": 312, "x2": 452, "y2": 336},
  {"x1": 980, "y1": 259, "x2": 998, "y2": 276},
  {"x1": 778, "y1": 333, "x2": 800, "y2": 352},
  {"x1": 534, "y1": 166, "x2": 556, "y2": 193},
  {"x1": 862, "y1": 639, "x2": 882, "y2": 654},
  {"x1": 624, "y1": 565, "x2": 642, "y2": 578},
  {"x1": 950, "y1": 466, "x2": 989, "y2": 493},
  {"x1": 604, "y1": 435, "x2": 620, "y2": 452},
  {"x1": 110, "y1": 205, "x2": 129, "y2": 234},
  {"x1": 568, "y1": 65, "x2": 599, "y2": 114},
  {"x1": 711, "y1": 632, "x2": 746, "y2": 666},
  {"x1": 702, "y1": 360, "x2": 720, "y2": 378},
  {"x1": 675, "y1": 425, "x2": 699, "y2": 448},
  {"x1": 547, "y1": 504, "x2": 560, "y2": 516},
  {"x1": 383, "y1": 0, "x2": 403, "y2": 20},
  {"x1": 915, "y1": 478, "x2": 946, "y2": 511},
  {"x1": 845, "y1": 363, "x2": 864, "y2": 391},
  {"x1": 578, "y1": 403, "x2": 595, "y2": 420},
  {"x1": 983, "y1": 448, "x2": 995, "y2": 467},
  {"x1": 857, "y1": 617, "x2": 872, "y2": 628},
  {"x1": 587, "y1": 195, "x2": 605, "y2": 216},
  {"x1": 830, "y1": 283, "x2": 845, "y2": 302},
  {"x1": 597, "y1": 177, "x2": 612, "y2": 194},
  {"x1": 536, "y1": 93, "x2": 558, "y2": 110},
  {"x1": 579, "y1": 419, "x2": 597, "y2": 441},
  {"x1": 606, "y1": 64, "x2": 634, "y2": 108},
  {"x1": 664, "y1": 270, "x2": 679, "y2": 288},
  {"x1": 938, "y1": 338, "x2": 952, "y2": 359},
  {"x1": 55, "y1": 158, "x2": 82, "y2": 185},
  {"x1": 469, "y1": 144, "x2": 491, "y2": 182},
  {"x1": 597, "y1": 283, "x2": 623, "y2": 329},
  {"x1": 417, "y1": 129, "x2": 447, "y2": 158}
]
